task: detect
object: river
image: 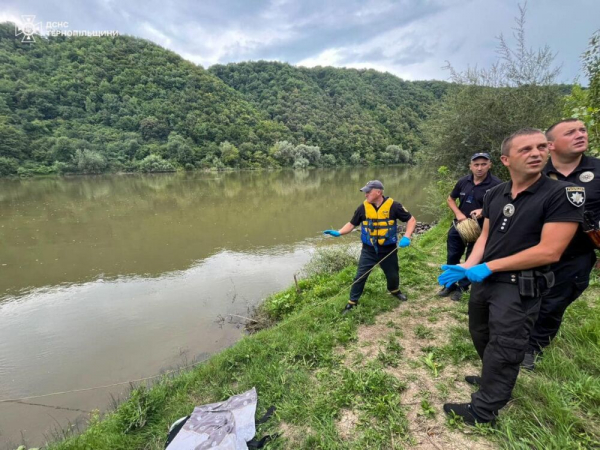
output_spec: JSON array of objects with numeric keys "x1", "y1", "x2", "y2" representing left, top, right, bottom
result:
[{"x1": 0, "y1": 167, "x2": 434, "y2": 449}]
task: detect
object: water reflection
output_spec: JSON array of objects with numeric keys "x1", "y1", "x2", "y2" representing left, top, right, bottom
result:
[
  {"x1": 0, "y1": 167, "x2": 434, "y2": 299},
  {"x1": 0, "y1": 167, "x2": 434, "y2": 448}
]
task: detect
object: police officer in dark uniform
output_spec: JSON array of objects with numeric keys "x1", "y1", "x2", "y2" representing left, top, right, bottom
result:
[
  {"x1": 323, "y1": 180, "x2": 417, "y2": 314},
  {"x1": 439, "y1": 128, "x2": 583, "y2": 425},
  {"x1": 524, "y1": 119, "x2": 600, "y2": 369},
  {"x1": 440, "y1": 153, "x2": 502, "y2": 301}
]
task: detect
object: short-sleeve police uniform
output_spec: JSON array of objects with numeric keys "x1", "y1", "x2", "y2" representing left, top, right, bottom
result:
[
  {"x1": 528, "y1": 155, "x2": 600, "y2": 352},
  {"x1": 447, "y1": 172, "x2": 502, "y2": 290},
  {"x1": 468, "y1": 175, "x2": 583, "y2": 422},
  {"x1": 348, "y1": 197, "x2": 412, "y2": 303}
]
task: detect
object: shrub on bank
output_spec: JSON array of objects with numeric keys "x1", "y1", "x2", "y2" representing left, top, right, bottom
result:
[
  {"x1": 136, "y1": 155, "x2": 176, "y2": 173},
  {"x1": 0, "y1": 156, "x2": 18, "y2": 176}
]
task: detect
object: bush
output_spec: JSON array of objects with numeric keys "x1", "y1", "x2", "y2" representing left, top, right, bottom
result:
[
  {"x1": 382, "y1": 145, "x2": 410, "y2": 164},
  {"x1": 321, "y1": 154, "x2": 337, "y2": 167},
  {"x1": 421, "y1": 166, "x2": 456, "y2": 220},
  {"x1": 0, "y1": 157, "x2": 18, "y2": 176},
  {"x1": 293, "y1": 156, "x2": 309, "y2": 169},
  {"x1": 302, "y1": 244, "x2": 360, "y2": 278},
  {"x1": 73, "y1": 149, "x2": 107, "y2": 173},
  {"x1": 17, "y1": 163, "x2": 61, "y2": 177},
  {"x1": 137, "y1": 154, "x2": 175, "y2": 173}
]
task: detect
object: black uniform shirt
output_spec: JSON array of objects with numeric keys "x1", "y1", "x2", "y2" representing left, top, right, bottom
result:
[
  {"x1": 450, "y1": 172, "x2": 503, "y2": 216},
  {"x1": 350, "y1": 196, "x2": 412, "y2": 250},
  {"x1": 544, "y1": 154, "x2": 600, "y2": 256},
  {"x1": 482, "y1": 175, "x2": 584, "y2": 267}
]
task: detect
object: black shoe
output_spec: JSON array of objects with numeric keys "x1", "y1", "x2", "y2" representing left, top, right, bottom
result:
[
  {"x1": 450, "y1": 288, "x2": 465, "y2": 302},
  {"x1": 521, "y1": 351, "x2": 536, "y2": 371},
  {"x1": 465, "y1": 375, "x2": 482, "y2": 386},
  {"x1": 341, "y1": 303, "x2": 357, "y2": 315},
  {"x1": 392, "y1": 290, "x2": 407, "y2": 301},
  {"x1": 443, "y1": 403, "x2": 490, "y2": 426},
  {"x1": 437, "y1": 285, "x2": 456, "y2": 297}
]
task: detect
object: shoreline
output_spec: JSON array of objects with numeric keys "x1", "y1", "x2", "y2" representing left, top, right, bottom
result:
[{"x1": 27, "y1": 219, "x2": 599, "y2": 450}]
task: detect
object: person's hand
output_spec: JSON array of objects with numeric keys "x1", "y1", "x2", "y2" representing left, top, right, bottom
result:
[
  {"x1": 456, "y1": 213, "x2": 468, "y2": 223},
  {"x1": 323, "y1": 230, "x2": 341, "y2": 237},
  {"x1": 438, "y1": 265, "x2": 467, "y2": 287},
  {"x1": 465, "y1": 263, "x2": 492, "y2": 283},
  {"x1": 470, "y1": 209, "x2": 483, "y2": 219},
  {"x1": 398, "y1": 236, "x2": 411, "y2": 248}
]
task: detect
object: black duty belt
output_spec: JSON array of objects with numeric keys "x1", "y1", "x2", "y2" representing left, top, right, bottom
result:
[
  {"x1": 488, "y1": 272, "x2": 518, "y2": 284},
  {"x1": 487, "y1": 269, "x2": 555, "y2": 297}
]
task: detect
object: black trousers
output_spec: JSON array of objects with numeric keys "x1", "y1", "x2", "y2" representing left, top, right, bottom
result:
[
  {"x1": 529, "y1": 251, "x2": 596, "y2": 353},
  {"x1": 349, "y1": 244, "x2": 399, "y2": 303},
  {"x1": 469, "y1": 280, "x2": 541, "y2": 421},
  {"x1": 446, "y1": 226, "x2": 474, "y2": 290}
]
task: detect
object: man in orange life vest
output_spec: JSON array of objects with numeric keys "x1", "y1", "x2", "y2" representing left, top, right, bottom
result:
[{"x1": 323, "y1": 180, "x2": 417, "y2": 314}]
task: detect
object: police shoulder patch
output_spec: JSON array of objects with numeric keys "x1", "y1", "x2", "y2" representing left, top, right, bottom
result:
[{"x1": 565, "y1": 186, "x2": 585, "y2": 207}]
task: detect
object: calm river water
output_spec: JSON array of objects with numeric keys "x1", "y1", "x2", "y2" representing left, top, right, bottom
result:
[{"x1": 0, "y1": 167, "x2": 434, "y2": 448}]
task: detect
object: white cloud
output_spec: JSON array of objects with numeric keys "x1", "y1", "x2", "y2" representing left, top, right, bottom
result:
[{"x1": 2, "y1": 0, "x2": 599, "y2": 82}]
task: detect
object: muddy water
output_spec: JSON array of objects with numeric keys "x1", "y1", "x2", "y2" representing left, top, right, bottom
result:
[{"x1": 0, "y1": 167, "x2": 434, "y2": 448}]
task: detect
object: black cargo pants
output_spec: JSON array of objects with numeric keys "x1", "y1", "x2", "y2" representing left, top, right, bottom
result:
[
  {"x1": 468, "y1": 279, "x2": 541, "y2": 421},
  {"x1": 529, "y1": 251, "x2": 596, "y2": 353},
  {"x1": 349, "y1": 244, "x2": 399, "y2": 303},
  {"x1": 446, "y1": 226, "x2": 474, "y2": 291}
]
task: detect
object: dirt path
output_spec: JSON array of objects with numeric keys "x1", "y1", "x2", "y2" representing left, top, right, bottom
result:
[{"x1": 338, "y1": 290, "x2": 497, "y2": 449}]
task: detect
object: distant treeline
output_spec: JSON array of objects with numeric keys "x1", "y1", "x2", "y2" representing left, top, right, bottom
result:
[{"x1": 0, "y1": 22, "x2": 449, "y2": 176}]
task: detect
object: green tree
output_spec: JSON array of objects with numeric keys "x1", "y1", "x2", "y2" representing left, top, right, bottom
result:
[
  {"x1": 421, "y1": 3, "x2": 562, "y2": 175},
  {"x1": 563, "y1": 84, "x2": 599, "y2": 156},
  {"x1": 572, "y1": 30, "x2": 600, "y2": 155},
  {"x1": 140, "y1": 116, "x2": 170, "y2": 141},
  {"x1": 270, "y1": 141, "x2": 296, "y2": 166},
  {"x1": 167, "y1": 132, "x2": 195, "y2": 165},
  {"x1": 73, "y1": 149, "x2": 107, "y2": 173},
  {"x1": 0, "y1": 122, "x2": 26, "y2": 159},
  {"x1": 219, "y1": 141, "x2": 240, "y2": 167},
  {"x1": 0, "y1": 21, "x2": 450, "y2": 176},
  {"x1": 294, "y1": 144, "x2": 321, "y2": 166},
  {"x1": 0, "y1": 156, "x2": 18, "y2": 175}
]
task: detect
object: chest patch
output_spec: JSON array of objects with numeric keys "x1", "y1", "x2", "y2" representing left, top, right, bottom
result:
[
  {"x1": 579, "y1": 171, "x2": 595, "y2": 183},
  {"x1": 566, "y1": 186, "x2": 585, "y2": 207},
  {"x1": 503, "y1": 204, "x2": 515, "y2": 217}
]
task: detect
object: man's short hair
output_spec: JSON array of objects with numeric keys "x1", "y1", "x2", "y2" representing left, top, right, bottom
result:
[
  {"x1": 501, "y1": 128, "x2": 544, "y2": 156},
  {"x1": 545, "y1": 118, "x2": 581, "y2": 141}
]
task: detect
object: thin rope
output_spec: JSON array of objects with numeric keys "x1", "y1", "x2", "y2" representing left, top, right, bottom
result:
[
  {"x1": 0, "y1": 358, "x2": 208, "y2": 403},
  {"x1": 0, "y1": 234, "x2": 419, "y2": 404}
]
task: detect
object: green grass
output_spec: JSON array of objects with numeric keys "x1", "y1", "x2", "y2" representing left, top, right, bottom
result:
[
  {"x1": 43, "y1": 220, "x2": 599, "y2": 449},
  {"x1": 496, "y1": 275, "x2": 600, "y2": 450}
]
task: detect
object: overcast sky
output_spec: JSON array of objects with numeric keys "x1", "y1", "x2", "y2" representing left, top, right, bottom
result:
[{"x1": 2, "y1": 0, "x2": 599, "y2": 83}]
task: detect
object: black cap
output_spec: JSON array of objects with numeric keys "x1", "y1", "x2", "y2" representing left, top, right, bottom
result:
[
  {"x1": 359, "y1": 180, "x2": 384, "y2": 192},
  {"x1": 471, "y1": 152, "x2": 491, "y2": 161}
]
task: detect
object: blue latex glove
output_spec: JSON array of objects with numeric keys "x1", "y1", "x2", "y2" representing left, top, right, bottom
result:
[
  {"x1": 323, "y1": 229, "x2": 341, "y2": 237},
  {"x1": 398, "y1": 236, "x2": 411, "y2": 248},
  {"x1": 465, "y1": 263, "x2": 492, "y2": 283},
  {"x1": 438, "y1": 265, "x2": 467, "y2": 287}
]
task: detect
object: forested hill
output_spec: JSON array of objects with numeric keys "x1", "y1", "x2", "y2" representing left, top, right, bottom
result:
[
  {"x1": 209, "y1": 62, "x2": 449, "y2": 163},
  {"x1": 0, "y1": 22, "x2": 449, "y2": 176}
]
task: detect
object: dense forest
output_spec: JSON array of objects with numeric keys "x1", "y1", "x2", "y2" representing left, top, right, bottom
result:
[{"x1": 0, "y1": 22, "x2": 449, "y2": 176}]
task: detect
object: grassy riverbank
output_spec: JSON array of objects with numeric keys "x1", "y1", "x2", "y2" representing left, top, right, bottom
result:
[{"x1": 45, "y1": 220, "x2": 599, "y2": 449}]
